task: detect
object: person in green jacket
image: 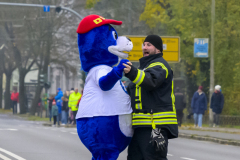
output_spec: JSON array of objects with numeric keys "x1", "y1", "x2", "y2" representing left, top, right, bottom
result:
[
  {"x1": 51, "y1": 101, "x2": 58, "y2": 127},
  {"x1": 68, "y1": 88, "x2": 82, "y2": 125}
]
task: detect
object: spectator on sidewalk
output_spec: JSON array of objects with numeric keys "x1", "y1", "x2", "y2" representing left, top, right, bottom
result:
[
  {"x1": 68, "y1": 88, "x2": 82, "y2": 125},
  {"x1": 11, "y1": 87, "x2": 19, "y2": 114},
  {"x1": 69, "y1": 88, "x2": 74, "y2": 95},
  {"x1": 55, "y1": 88, "x2": 63, "y2": 126},
  {"x1": 51, "y1": 101, "x2": 58, "y2": 127},
  {"x1": 191, "y1": 86, "x2": 207, "y2": 128},
  {"x1": 47, "y1": 95, "x2": 55, "y2": 122},
  {"x1": 210, "y1": 85, "x2": 224, "y2": 127},
  {"x1": 175, "y1": 87, "x2": 186, "y2": 127},
  {"x1": 61, "y1": 95, "x2": 68, "y2": 125},
  {"x1": 63, "y1": 91, "x2": 70, "y2": 124}
]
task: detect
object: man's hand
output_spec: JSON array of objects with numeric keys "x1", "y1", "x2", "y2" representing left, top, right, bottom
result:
[{"x1": 123, "y1": 62, "x2": 132, "y2": 74}]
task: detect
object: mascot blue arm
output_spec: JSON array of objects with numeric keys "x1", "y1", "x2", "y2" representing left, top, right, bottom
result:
[{"x1": 99, "y1": 59, "x2": 129, "y2": 91}]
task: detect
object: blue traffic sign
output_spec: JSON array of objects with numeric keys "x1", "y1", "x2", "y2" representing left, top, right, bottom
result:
[
  {"x1": 194, "y1": 38, "x2": 209, "y2": 58},
  {"x1": 43, "y1": 6, "x2": 50, "y2": 12}
]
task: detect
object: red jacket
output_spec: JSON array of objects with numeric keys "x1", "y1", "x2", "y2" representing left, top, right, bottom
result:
[{"x1": 11, "y1": 92, "x2": 19, "y2": 102}]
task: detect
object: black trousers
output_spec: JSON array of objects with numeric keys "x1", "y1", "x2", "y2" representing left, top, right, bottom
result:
[
  {"x1": 12, "y1": 101, "x2": 17, "y2": 114},
  {"x1": 127, "y1": 127, "x2": 169, "y2": 160},
  {"x1": 213, "y1": 112, "x2": 220, "y2": 125},
  {"x1": 176, "y1": 109, "x2": 184, "y2": 127},
  {"x1": 53, "y1": 116, "x2": 57, "y2": 125},
  {"x1": 73, "y1": 111, "x2": 77, "y2": 124}
]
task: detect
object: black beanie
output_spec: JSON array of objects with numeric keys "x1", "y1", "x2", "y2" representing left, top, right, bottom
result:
[{"x1": 144, "y1": 35, "x2": 163, "y2": 52}]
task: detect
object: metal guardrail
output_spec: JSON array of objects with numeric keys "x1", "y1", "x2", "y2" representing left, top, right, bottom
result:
[{"x1": 184, "y1": 115, "x2": 240, "y2": 126}]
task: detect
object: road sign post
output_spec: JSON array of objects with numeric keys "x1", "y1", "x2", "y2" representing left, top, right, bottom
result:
[
  {"x1": 43, "y1": 5, "x2": 50, "y2": 12},
  {"x1": 124, "y1": 36, "x2": 180, "y2": 62},
  {"x1": 194, "y1": 38, "x2": 209, "y2": 58}
]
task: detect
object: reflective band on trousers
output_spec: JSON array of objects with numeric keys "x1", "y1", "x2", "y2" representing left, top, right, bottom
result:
[
  {"x1": 133, "y1": 70, "x2": 145, "y2": 86},
  {"x1": 146, "y1": 62, "x2": 168, "y2": 78}
]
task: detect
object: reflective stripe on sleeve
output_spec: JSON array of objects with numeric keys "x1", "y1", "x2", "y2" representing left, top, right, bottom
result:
[
  {"x1": 146, "y1": 62, "x2": 168, "y2": 78},
  {"x1": 133, "y1": 70, "x2": 145, "y2": 86}
]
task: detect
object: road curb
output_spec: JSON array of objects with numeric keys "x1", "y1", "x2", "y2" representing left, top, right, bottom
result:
[
  {"x1": 42, "y1": 123, "x2": 76, "y2": 128},
  {"x1": 179, "y1": 133, "x2": 240, "y2": 147}
]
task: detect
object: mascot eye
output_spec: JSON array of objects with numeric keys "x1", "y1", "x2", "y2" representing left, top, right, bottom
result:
[{"x1": 112, "y1": 31, "x2": 118, "y2": 40}]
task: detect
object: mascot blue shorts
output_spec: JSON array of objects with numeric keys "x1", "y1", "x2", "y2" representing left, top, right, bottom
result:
[{"x1": 75, "y1": 15, "x2": 134, "y2": 160}]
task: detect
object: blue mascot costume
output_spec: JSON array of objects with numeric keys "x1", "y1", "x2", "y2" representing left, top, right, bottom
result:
[{"x1": 75, "y1": 15, "x2": 133, "y2": 160}]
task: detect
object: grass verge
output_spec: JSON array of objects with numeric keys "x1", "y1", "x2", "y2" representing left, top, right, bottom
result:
[
  {"x1": 0, "y1": 109, "x2": 11, "y2": 114},
  {"x1": 18, "y1": 114, "x2": 49, "y2": 122}
]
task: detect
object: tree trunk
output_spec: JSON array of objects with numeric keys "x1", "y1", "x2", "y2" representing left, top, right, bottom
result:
[
  {"x1": 0, "y1": 73, "x2": 2, "y2": 109},
  {"x1": 19, "y1": 70, "x2": 26, "y2": 114},
  {"x1": 30, "y1": 84, "x2": 43, "y2": 115},
  {"x1": 4, "y1": 74, "x2": 12, "y2": 110}
]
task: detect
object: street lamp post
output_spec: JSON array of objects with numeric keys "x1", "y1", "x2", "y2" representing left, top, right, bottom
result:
[{"x1": 209, "y1": 0, "x2": 215, "y2": 127}]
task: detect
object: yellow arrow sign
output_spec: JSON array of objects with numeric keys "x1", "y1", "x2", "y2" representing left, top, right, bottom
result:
[{"x1": 125, "y1": 36, "x2": 180, "y2": 62}]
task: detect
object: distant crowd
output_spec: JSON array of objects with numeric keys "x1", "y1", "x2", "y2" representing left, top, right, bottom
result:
[{"x1": 48, "y1": 88, "x2": 82, "y2": 126}]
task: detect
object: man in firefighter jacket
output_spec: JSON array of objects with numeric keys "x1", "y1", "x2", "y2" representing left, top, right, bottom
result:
[{"x1": 123, "y1": 35, "x2": 178, "y2": 160}]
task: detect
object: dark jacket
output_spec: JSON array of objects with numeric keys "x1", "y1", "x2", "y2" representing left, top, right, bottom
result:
[
  {"x1": 126, "y1": 53, "x2": 178, "y2": 139},
  {"x1": 210, "y1": 92, "x2": 224, "y2": 114},
  {"x1": 175, "y1": 92, "x2": 186, "y2": 110},
  {"x1": 47, "y1": 98, "x2": 54, "y2": 110},
  {"x1": 191, "y1": 91, "x2": 207, "y2": 114},
  {"x1": 62, "y1": 101, "x2": 68, "y2": 112}
]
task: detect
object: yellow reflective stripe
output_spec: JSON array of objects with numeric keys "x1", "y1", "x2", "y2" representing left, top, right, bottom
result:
[
  {"x1": 133, "y1": 112, "x2": 176, "y2": 119},
  {"x1": 135, "y1": 86, "x2": 142, "y2": 109},
  {"x1": 171, "y1": 80, "x2": 176, "y2": 113},
  {"x1": 132, "y1": 119, "x2": 178, "y2": 125},
  {"x1": 133, "y1": 70, "x2": 145, "y2": 85},
  {"x1": 133, "y1": 70, "x2": 141, "y2": 83},
  {"x1": 146, "y1": 62, "x2": 168, "y2": 78}
]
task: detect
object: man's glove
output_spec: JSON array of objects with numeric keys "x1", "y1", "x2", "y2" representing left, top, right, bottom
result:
[{"x1": 149, "y1": 128, "x2": 166, "y2": 151}]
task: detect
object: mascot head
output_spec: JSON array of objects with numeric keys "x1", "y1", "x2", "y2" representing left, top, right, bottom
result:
[{"x1": 76, "y1": 15, "x2": 132, "y2": 72}]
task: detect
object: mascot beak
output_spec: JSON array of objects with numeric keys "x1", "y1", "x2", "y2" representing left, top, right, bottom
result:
[{"x1": 108, "y1": 36, "x2": 133, "y2": 59}]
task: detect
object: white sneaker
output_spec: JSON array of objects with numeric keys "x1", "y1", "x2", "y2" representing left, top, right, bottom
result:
[
  {"x1": 213, "y1": 124, "x2": 216, "y2": 127},
  {"x1": 194, "y1": 124, "x2": 197, "y2": 128}
]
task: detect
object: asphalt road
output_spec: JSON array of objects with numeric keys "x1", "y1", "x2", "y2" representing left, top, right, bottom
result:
[{"x1": 0, "y1": 113, "x2": 240, "y2": 160}]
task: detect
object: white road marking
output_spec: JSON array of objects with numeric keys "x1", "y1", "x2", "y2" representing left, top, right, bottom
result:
[
  {"x1": 181, "y1": 157, "x2": 196, "y2": 160},
  {"x1": 70, "y1": 132, "x2": 77, "y2": 135},
  {"x1": 167, "y1": 154, "x2": 173, "y2": 156},
  {"x1": 0, "y1": 148, "x2": 26, "y2": 160},
  {"x1": 0, "y1": 153, "x2": 11, "y2": 160},
  {"x1": 0, "y1": 129, "x2": 18, "y2": 131}
]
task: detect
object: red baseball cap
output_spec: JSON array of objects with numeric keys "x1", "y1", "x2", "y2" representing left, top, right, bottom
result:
[{"x1": 76, "y1": 14, "x2": 122, "y2": 34}]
